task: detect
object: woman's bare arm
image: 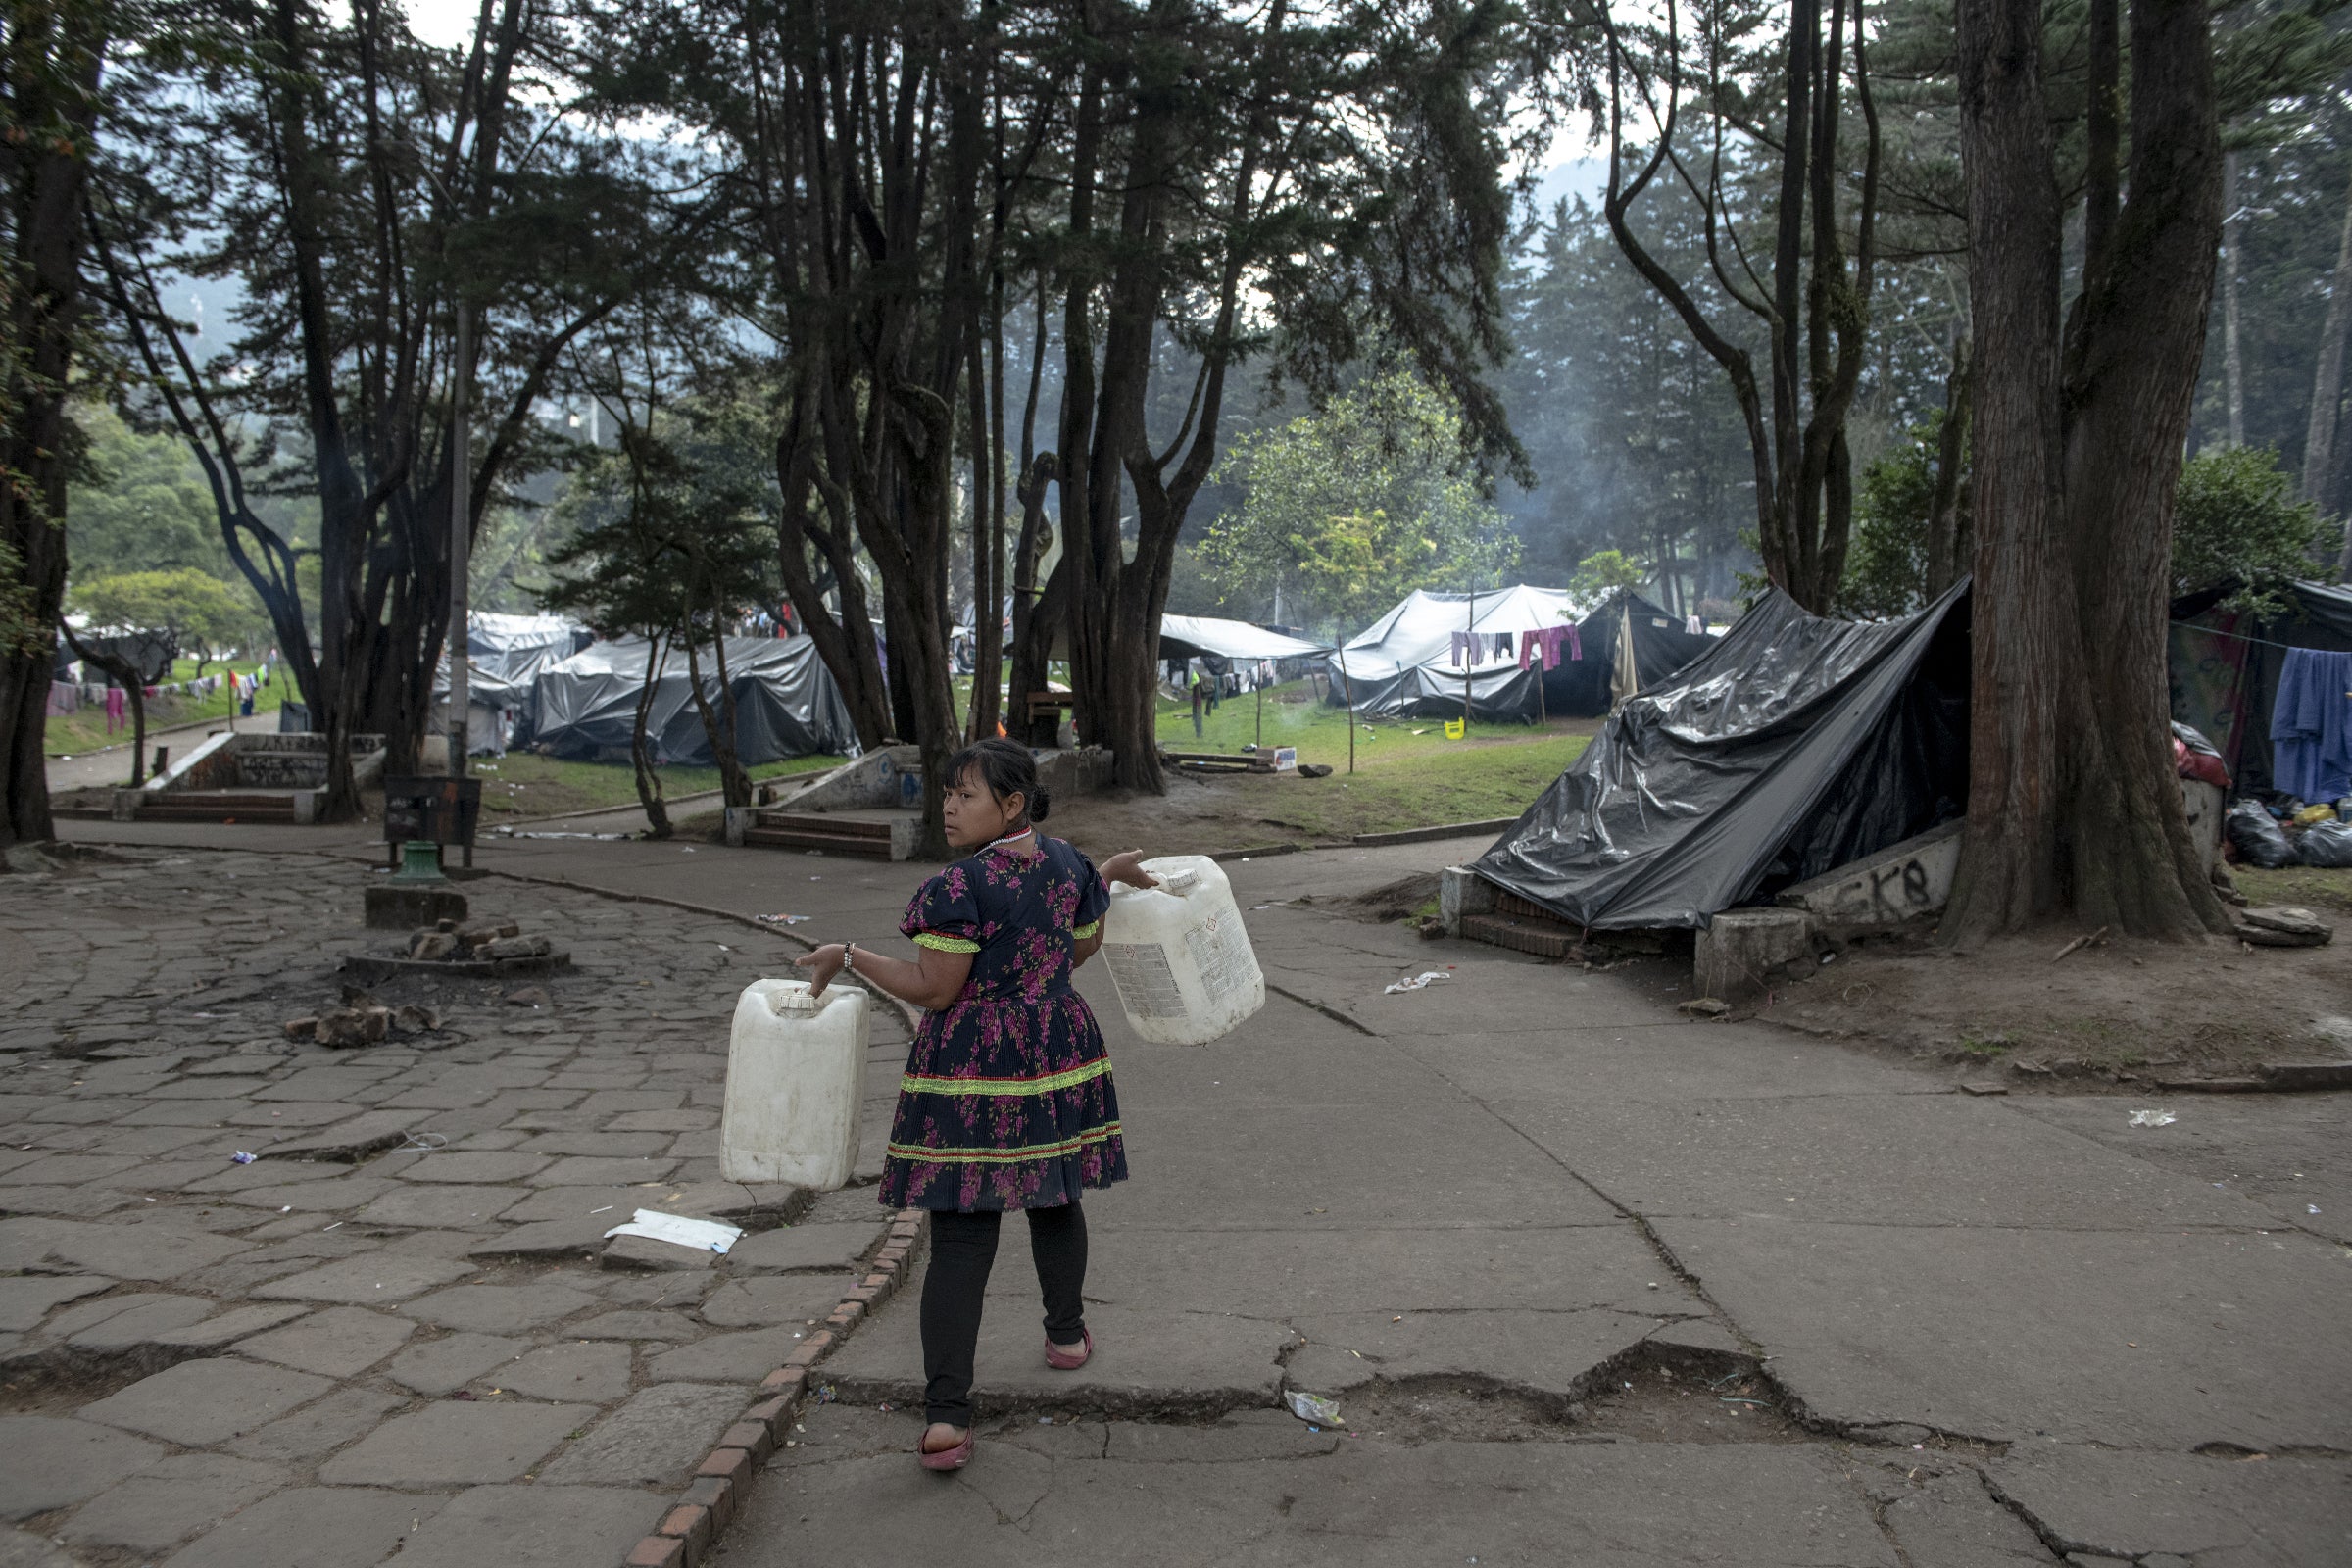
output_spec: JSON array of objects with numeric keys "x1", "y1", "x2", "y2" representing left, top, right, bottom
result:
[{"x1": 798, "y1": 942, "x2": 973, "y2": 1011}]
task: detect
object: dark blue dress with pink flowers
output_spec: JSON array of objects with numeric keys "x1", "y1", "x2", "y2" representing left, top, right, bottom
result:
[{"x1": 880, "y1": 835, "x2": 1129, "y2": 1212}]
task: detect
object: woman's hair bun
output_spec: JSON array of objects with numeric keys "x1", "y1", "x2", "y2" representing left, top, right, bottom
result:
[{"x1": 1028, "y1": 787, "x2": 1052, "y2": 823}]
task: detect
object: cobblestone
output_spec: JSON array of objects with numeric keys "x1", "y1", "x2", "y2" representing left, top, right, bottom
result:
[{"x1": 0, "y1": 848, "x2": 906, "y2": 1565}]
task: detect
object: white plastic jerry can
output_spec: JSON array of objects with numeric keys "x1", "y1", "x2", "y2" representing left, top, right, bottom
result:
[
  {"x1": 1101, "y1": 855, "x2": 1266, "y2": 1045},
  {"x1": 719, "y1": 978, "x2": 869, "y2": 1189}
]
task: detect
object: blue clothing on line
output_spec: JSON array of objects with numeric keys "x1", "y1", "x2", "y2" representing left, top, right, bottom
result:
[{"x1": 2270, "y1": 647, "x2": 2352, "y2": 803}]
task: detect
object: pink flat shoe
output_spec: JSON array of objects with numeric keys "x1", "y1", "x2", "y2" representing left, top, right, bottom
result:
[
  {"x1": 1045, "y1": 1329, "x2": 1094, "y2": 1370},
  {"x1": 918, "y1": 1428, "x2": 973, "y2": 1471}
]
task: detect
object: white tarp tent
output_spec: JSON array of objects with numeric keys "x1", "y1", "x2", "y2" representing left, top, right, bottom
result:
[{"x1": 1156, "y1": 614, "x2": 1331, "y2": 662}]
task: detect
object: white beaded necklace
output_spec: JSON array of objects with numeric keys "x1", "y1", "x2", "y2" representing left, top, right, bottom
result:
[{"x1": 983, "y1": 826, "x2": 1036, "y2": 854}]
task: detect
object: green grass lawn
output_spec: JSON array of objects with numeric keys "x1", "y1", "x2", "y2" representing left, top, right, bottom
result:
[
  {"x1": 1155, "y1": 679, "x2": 1579, "y2": 766},
  {"x1": 1127, "y1": 679, "x2": 1593, "y2": 847},
  {"x1": 1241, "y1": 732, "x2": 1591, "y2": 841},
  {"x1": 470, "y1": 751, "x2": 846, "y2": 819},
  {"x1": 45, "y1": 656, "x2": 285, "y2": 756}
]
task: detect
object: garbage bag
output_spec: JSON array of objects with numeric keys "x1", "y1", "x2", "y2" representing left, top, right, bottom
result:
[
  {"x1": 2227, "y1": 800, "x2": 2298, "y2": 868},
  {"x1": 2298, "y1": 819, "x2": 2352, "y2": 868}
]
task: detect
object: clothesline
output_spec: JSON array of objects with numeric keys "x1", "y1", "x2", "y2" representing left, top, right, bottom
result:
[{"x1": 2172, "y1": 618, "x2": 2345, "y2": 656}]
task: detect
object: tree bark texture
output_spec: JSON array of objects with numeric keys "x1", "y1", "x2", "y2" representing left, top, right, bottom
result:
[
  {"x1": 2222, "y1": 149, "x2": 2246, "y2": 447},
  {"x1": 0, "y1": 1, "x2": 103, "y2": 847},
  {"x1": 2305, "y1": 165, "x2": 2352, "y2": 573},
  {"x1": 1925, "y1": 338, "x2": 1973, "y2": 595},
  {"x1": 1945, "y1": 0, "x2": 2233, "y2": 942}
]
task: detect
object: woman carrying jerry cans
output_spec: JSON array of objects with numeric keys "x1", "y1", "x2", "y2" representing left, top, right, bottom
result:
[{"x1": 796, "y1": 738, "x2": 1154, "y2": 1471}]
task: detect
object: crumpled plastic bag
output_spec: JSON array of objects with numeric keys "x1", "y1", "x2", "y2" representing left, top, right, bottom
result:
[
  {"x1": 2226, "y1": 801, "x2": 2296, "y2": 869},
  {"x1": 1285, "y1": 1390, "x2": 1342, "y2": 1426},
  {"x1": 2297, "y1": 819, "x2": 2352, "y2": 868}
]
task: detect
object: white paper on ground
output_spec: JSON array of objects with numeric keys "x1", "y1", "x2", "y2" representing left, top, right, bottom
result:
[{"x1": 602, "y1": 1208, "x2": 745, "y2": 1254}]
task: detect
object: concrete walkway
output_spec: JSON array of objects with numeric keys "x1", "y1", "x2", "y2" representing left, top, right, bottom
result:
[
  {"x1": 45, "y1": 710, "x2": 271, "y2": 793},
  {"x1": 39, "y1": 824, "x2": 2352, "y2": 1566}
]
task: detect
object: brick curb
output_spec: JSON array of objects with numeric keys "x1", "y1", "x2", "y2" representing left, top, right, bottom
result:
[{"x1": 622, "y1": 1207, "x2": 928, "y2": 1567}]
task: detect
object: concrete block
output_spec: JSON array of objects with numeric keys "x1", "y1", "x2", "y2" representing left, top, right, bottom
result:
[
  {"x1": 290, "y1": 788, "x2": 320, "y2": 824},
  {"x1": 2180, "y1": 777, "x2": 2226, "y2": 868},
  {"x1": 791, "y1": 746, "x2": 920, "y2": 812},
  {"x1": 110, "y1": 790, "x2": 141, "y2": 821},
  {"x1": 365, "y1": 883, "x2": 467, "y2": 930},
  {"x1": 888, "y1": 815, "x2": 920, "y2": 860},
  {"x1": 723, "y1": 806, "x2": 754, "y2": 848},
  {"x1": 140, "y1": 729, "x2": 237, "y2": 793},
  {"x1": 1773, "y1": 820, "x2": 1961, "y2": 930},
  {"x1": 1694, "y1": 907, "x2": 1814, "y2": 1000},
  {"x1": 1439, "y1": 865, "x2": 1500, "y2": 938}
]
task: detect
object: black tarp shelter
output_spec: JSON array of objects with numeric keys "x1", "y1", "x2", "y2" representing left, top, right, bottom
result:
[
  {"x1": 2169, "y1": 579, "x2": 2352, "y2": 796},
  {"x1": 523, "y1": 634, "x2": 858, "y2": 765},
  {"x1": 1324, "y1": 586, "x2": 1714, "y2": 721},
  {"x1": 432, "y1": 612, "x2": 594, "y2": 755},
  {"x1": 1471, "y1": 584, "x2": 1971, "y2": 929}
]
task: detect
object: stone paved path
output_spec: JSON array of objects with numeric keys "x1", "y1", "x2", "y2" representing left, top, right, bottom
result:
[
  {"x1": 30, "y1": 827, "x2": 2352, "y2": 1568},
  {"x1": 0, "y1": 847, "x2": 906, "y2": 1566}
]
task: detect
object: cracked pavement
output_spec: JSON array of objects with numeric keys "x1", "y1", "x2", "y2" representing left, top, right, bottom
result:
[{"x1": 29, "y1": 823, "x2": 2352, "y2": 1566}]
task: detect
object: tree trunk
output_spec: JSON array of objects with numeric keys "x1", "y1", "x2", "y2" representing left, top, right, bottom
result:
[
  {"x1": 1944, "y1": 0, "x2": 2075, "y2": 937},
  {"x1": 1946, "y1": 0, "x2": 2232, "y2": 944},
  {"x1": 680, "y1": 623, "x2": 750, "y2": 808},
  {"x1": 2222, "y1": 149, "x2": 2246, "y2": 447},
  {"x1": 1925, "y1": 338, "x2": 1973, "y2": 595},
  {"x1": 0, "y1": 4, "x2": 103, "y2": 848},
  {"x1": 2304, "y1": 164, "x2": 2352, "y2": 568},
  {"x1": 2055, "y1": 0, "x2": 2233, "y2": 938},
  {"x1": 633, "y1": 628, "x2": 671, "y2": 839}
]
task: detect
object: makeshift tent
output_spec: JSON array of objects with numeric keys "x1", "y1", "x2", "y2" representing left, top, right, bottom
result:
[
  {"x1": 1472, "y1": 584, "x2": 1971, "y2": 929},
  {"x1": 1156, "y1": 614, "x2": 1330, "y2": 662},
  {"x1": 430, "y1": 612, "x2": 594, "y2": 756},
  {"x1": 2170, "y1": 579, "x2": 2352, "y2": 797},
  {"x1": 1324, "y1": 586, "x2": 1712, "y2": 720},
  {"x1": 524, "y1": 634, "x2": 858, "y2": 765}
]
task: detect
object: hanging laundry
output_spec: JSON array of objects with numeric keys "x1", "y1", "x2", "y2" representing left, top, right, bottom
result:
[
  {"x1": 1687, "y1": 614, "x2": 1704, "y2": 635},
  {"x1": 2271, "y1": 647, "x2": 2352, "y2": 804}
]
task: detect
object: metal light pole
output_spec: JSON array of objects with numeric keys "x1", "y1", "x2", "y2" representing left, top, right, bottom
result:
[{"x1": 448, "y1": 302, "x2": 470, "y2": 779}]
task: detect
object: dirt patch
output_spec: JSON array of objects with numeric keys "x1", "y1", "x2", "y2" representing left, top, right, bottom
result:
[
  {"x1": 1746, "y1": 923, "x2": 2352, "y2": 1085},
  {"x1": 1050, "y1": 769, "x2": 1329, "y2": 859},
  {"x1": 1320, "y1": 872, "x2": 1443, "y2": 924}
]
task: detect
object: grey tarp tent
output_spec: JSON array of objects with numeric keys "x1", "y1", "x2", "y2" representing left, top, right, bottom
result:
[
  {"x1": 1471, "y1": 583, "x2": 1971, "y2": 929},
  {"x1": 524, "y1": 634, "x2": 858, "y2": 765},
  {"x1": 432, "y1": 612, "x2": 593, "y2": 755}
]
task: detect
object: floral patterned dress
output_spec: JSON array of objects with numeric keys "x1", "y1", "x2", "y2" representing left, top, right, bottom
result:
[{"x1": 880, "y1": 835, "x2": 1128, "y2": 1212}]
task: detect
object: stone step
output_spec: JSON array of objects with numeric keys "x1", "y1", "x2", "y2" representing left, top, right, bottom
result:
[
  {"x1": 136, "y1": 792, "x2": 301, "y2": 822},
  {"x1": 1461, "y1": 911, "x2": 1579, "y2": 959},
  {"x1": 740, "y1": 811, "x2": 899, "y2": 859}
]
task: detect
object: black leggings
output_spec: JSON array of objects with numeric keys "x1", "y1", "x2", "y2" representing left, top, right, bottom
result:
[{"x1": 921, "y1": 1202, "x2": 1088, "y2": 1426}]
